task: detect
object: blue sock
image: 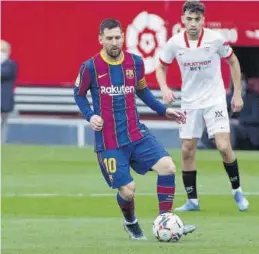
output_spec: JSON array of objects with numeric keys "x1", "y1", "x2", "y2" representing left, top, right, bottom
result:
[
  {"x1": 116, "y1": 192, "x2": 136, "y2": 223},
  {"x1": 157, "y1": 174, "x2": 175, "y2": 214}
]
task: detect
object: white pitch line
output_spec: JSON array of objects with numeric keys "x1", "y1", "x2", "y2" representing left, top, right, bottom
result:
[
  {"x1": 2, "y1": 192, "x2": 259, "y2": 197},
  {"x1": 2, "y1": 217, "x2": 140, "y2": 223}
]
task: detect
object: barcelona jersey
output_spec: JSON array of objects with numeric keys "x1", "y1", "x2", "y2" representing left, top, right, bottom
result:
[{"x1": 75, "y1": 51, "x2": 150, "y2": 152}]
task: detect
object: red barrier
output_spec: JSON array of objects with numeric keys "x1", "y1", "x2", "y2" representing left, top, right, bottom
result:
[{"x1": 2, "y1": 1, "x2": 259, "y2": 88}]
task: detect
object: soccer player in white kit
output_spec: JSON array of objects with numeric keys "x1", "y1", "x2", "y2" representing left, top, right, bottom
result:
[{"x1": 156, "y1": 1, "x2": 249, "y2": 212}]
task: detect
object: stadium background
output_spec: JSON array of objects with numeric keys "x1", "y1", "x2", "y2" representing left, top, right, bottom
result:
[
  {"x1": 2, "y1": 1, "x2": 259, "y2": 87},
  {"x1": 2, "y1": 1, "x2": 259, "y2": 254},
  {"x1": 1, "y1": 0, "x2": 259, "y2": 148}
]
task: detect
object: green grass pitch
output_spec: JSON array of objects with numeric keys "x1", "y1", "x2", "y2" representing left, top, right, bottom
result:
[{"x1": 1, "y1": 145, "x2": 259, "y2": 254}]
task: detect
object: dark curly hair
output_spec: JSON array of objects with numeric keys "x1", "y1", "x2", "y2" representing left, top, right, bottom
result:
[{"x1": 183, "y1": 1, "x2": 205, "y2": 14}]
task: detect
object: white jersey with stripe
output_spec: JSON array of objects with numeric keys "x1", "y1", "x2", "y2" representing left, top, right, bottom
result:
[{"x1": 160, "y1": 28, "x2": 233, "y2": 109}]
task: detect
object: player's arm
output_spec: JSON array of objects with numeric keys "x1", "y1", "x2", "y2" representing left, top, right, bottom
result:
[
  {"x1": 228, "y1": 53, "x2": 242, "y2": 96},
  {"x1": 156, "y1": 63, "x2": 168, "y2": 92},
  {"x1": 156, "y1": 38, "x2": 177, "y2": 105},
  {"x1": 136, "y1": 83, "x2": 185, "y2": 123},
  {"x1": 135, "y1": 58, "x2": 186, "y2": 123},
  {"x1": 135, "y1": 81, "x2": 167, "y2": 116},
  {"x1": 218, "y1": 38, "x2": 243, "y2": 112},
  {"x1": 228, "y1": 53, "x2": 243, "y2": 112},
  {"x1": 74, "y1": 64, "x2": 104, "y2": 131},
  {"x1": 135, "y1": 57, "x2": 166, "y2": 115},
  {"x1": 74, "y1": 63, "x2": 95, "y2": 121}
]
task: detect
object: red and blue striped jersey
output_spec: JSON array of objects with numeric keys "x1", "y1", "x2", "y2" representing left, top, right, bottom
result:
[{"x1": 75, "y1": 51, "x2": 151, "y2": 151}]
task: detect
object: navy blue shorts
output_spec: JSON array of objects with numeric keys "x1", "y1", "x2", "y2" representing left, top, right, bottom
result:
[{"x1": 96, "y1": 134, "x2": 169, "y2": 189}]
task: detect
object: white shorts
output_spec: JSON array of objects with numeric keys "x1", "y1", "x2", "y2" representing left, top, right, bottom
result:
[{"x1": 179, "y1": 103, "x2": 230, "y2": 139}]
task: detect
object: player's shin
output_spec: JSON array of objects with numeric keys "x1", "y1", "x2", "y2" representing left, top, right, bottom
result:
[
  {"x1": 116, "y1": 192, "x2": 136, "y2": 224},
  {"x1": 223, "y1": 159, "x2": 249, "y2": 211},
  {"x1": 182, "y1": 171, "x2": 198, "y2": 203},
  {"x1": 223, "y1": 159, "x2": 240, "y2": 190},
  {"x1": 157, "y1": 174, "x2": 175, "y2": 214}
]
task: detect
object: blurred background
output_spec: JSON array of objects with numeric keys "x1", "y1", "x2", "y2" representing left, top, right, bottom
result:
[{"x1": 1, "y1": 0, "x2": 259, "y2": 150}]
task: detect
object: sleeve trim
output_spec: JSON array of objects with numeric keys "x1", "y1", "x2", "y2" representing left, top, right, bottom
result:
[
  {"x1": 159, "y1": 58, "x2": 171, "y2": 66},
  {"x1": 223, "y1": 50, "x2": 234, "y2": 60},
  {"x1": 136, "y1": 78, "x2": 147, "y2": 90}
]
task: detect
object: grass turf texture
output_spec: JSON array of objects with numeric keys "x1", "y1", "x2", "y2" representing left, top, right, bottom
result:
[{"x1": 2, "y1": 145, "x2": 259, "y2": 254}]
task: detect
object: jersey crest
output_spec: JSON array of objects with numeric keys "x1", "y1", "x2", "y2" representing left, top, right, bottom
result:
[{"x1": 126, "y1": 69, "x2": 135, "y2": 79}]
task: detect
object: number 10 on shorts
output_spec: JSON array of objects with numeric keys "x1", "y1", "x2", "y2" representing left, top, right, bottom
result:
[{"x1": 103, "y1": 158, "x2": 117, "y2": 173}]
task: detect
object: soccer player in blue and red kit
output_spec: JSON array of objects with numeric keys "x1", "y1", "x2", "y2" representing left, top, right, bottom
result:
[{"x1": 74, "y1": 19, "x2": 196, "y2": 240}]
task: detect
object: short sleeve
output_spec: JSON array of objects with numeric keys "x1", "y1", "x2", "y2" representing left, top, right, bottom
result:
[
  {"x1": 159, "y1": 38, "x2": 177, "y2": 66},
  {"x1": 217, "y1": 35, "x2": 233, "y2": 59}
]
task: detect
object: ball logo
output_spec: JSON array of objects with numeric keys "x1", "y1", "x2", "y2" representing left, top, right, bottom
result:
[{"x1": 126, "y1": 11, "x2": 167, "y2": 74}]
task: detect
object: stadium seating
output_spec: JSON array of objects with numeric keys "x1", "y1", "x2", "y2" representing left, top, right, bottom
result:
[{"x1": 14, "y1": 86, "x2": 181, "y2": 115}]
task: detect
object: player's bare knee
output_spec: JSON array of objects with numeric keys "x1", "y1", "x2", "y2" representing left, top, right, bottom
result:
[
  {"x1": 166, "y1": 163, "x2": 176, "y2": 175},
  {"x1": 126, "y1": 181, "x2": 136, "y2": 192},
  {"x1": 118, "y1": 182, "x2": 135, "y2": 201},
  {"x1": 165, "y1": 159, "x2": 176, "y2": 175},
  {"x1": 118, "y1": 189, "x2": 134, "y2": 201},
  {"x1": 153, "y1": 156, "x2": 176, "y2": 175},
  {"x1": 216, "y1": 141, "x2": 231, "y2": 157},
  {"x1": 182, "y1": 143, "x2": 195, "y2": 161}
]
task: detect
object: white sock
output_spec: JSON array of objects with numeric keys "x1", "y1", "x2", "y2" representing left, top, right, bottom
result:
[
  {"x1": 232, "y1": 186, "x2": 242, "y2": 195},
  {"x1": 124, "y1": 218, "x2": 137, "y2": 225},
  {"x1": 189, "y1": 199, "x2": 199, "y2": 206}
]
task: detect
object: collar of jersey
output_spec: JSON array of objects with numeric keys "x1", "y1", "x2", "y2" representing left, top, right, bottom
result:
[
  {"x1": 100, "y1": 50, "x2": 124, "y2": 65},
  {"x1": 184, "y1": 28, "x2": 204, "y2": 48}
]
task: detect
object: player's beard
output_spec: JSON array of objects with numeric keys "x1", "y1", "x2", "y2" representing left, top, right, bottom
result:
[{"x1": 107, "y1": 47, "x2": 121, "y2": 59}]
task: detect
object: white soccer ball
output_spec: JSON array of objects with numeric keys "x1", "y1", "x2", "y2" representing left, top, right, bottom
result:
[{"x1": 152, "y1": 212, "x2": 184, "y2": 242}]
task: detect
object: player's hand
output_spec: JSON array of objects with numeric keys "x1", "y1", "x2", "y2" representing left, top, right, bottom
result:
[
  {"x1": 89, "y1": 115, "x2": 104, "y2": 131},
  {"x1": 165, "y1": 108, "x2": 186, "y2": 124},
  {"x1": 231, "y1": 92, "x2": 243, "y2": 112},
  {"x1": 161, "y1": 86, "x2": 177, "y2": 105}
]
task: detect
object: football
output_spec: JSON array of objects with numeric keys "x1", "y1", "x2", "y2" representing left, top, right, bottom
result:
[{"x1": 152, "y1": 212, "x2": 184, "y2": 242}]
